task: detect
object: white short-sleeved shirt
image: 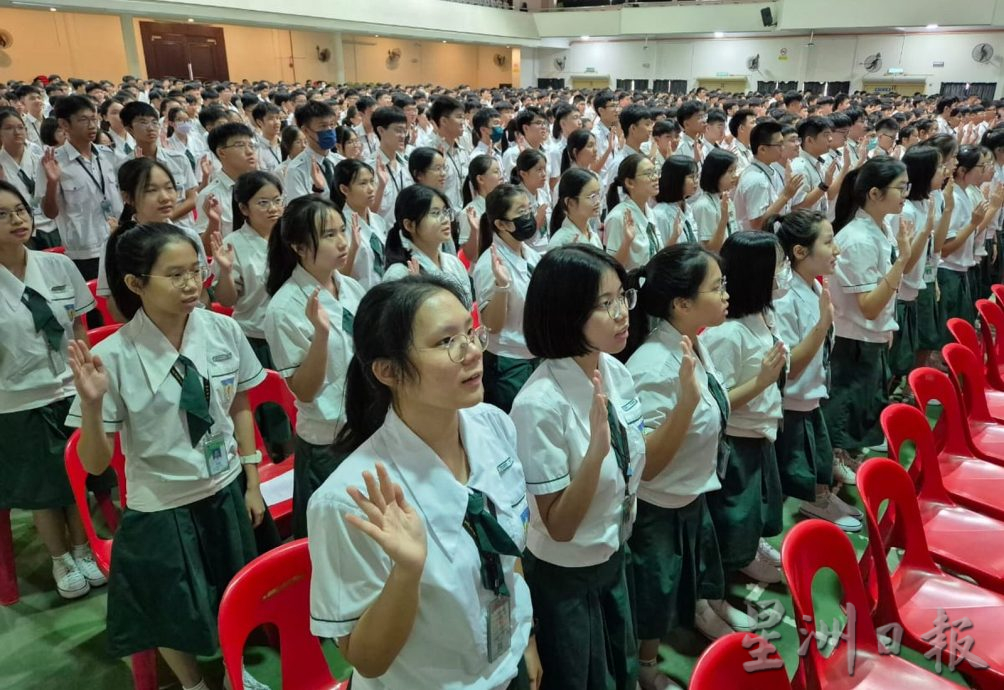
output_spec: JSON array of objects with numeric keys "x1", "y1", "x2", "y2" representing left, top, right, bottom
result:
[
  {"x1": 383, "y1": 239, "x2": 473, "y2": 307},
  {"x1": 283, "y1": 148, "x2": 340, "y2": 204},
  {"x1": 790, "y1": 149, "x2": 829, "y2": 215},
  {"x1": 368, "y1": 149, "x2": 412, "y2": 226},
  {"x1": 895, "y1": 199, "x2": 939, "y2": 299},
  {"x1": 23, "y1": 113, "x2": 43, "y2": 148},
  {"x1": 941, "y1": 185, "x2": 976, "y2": 273},
  {"x1": 702, "y1": 314, "x2": 785, "y2": 442},
  {"x1": 264, "y1": 265, "x2": 365, "y2": 445},
  {"x1": 195, "y1": 170, "x2": 237, "y2": 237},
  {"x1": 967, "y1": 185, "x2": 989, "y2": 259},
  {"x1": 256, "y1": 135, "x2": 282, "y2": 174},
  {"x1": 472, "y1": 240, "x2": 539, "y2": 360},
  {"x1": 731, "y1": 140, "x2": 754, "y2": 173},
  {"x1": 461, "y1": 196, "x2": 486, "y2": 246},
  {"x1": 0, "y1": 146, "x2": 57, "y2": 236},
  {"x1": 626, "y1": 321, "x2": 725, "y2": 508},
  {"x1": 605, "y1": 198, "x2": 659, "y2": 271},
  {"x1": 676, "y1": 134, "x2": 706, "y2": 167},
  {"x1": 97, "y1": 223, "x2": 208, "y2": 298},
  {"x1": 519, "y1": 184, "x2": 552, "y2": 255},
  {"x1": 691, "y1": 191, "x2": 738, "y2": 243},
  {"x1": 653, "y1": 202, "x2": 700, "y2": 245},
  {"x1": 547, "y1": 138, "x2": 566, "y2": 180},
  {"x1": 549, "y1": 217, "x2": 603, "y2": 250},
  {"x1": 345, "y1": 208, "x2": 389, "y2": 291},
  {"x1": 774, "y1": 277, "x2": 830, "y2": 411},
  {"x1": 0, "y1": 250, "x2": 94, "y2": 412},
  {"x1": 734, "y1": 161, "x2": 779, "y2": 232},
  {"x1": 34, "y1": 142, "x2": 123, "y2": 260},
  {"x1": 591, "y1": 121, "x2": 620, "y2": 195},
  {"x1": 831, "y1": 211, "x2": 898, "y2": 342},
  {"x1": 214, "y1": 225, "x2": 270, "y2": 338},
  {"x1": 65, "y1": 308, "x2": 266, "y2": 511},
  {"x1": 509, "y1": 354, "x2": 646, "y2": 568},
  {"x1": 435, "y1": 136, "x2": 471, "y2": 211},
  {"x1": 308, "y1": 404, "x2": 532, "y2": 690}
]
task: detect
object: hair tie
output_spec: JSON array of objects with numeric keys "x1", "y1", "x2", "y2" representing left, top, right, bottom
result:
[
  {"x1": 773, "y1": 220, "x2": 783, "y2": 234},
  {"x1": 638, "y1": 275, "x2": 647, "y2": 288}
]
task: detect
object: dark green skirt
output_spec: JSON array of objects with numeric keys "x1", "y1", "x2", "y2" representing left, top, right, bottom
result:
[
  {"x1": 0, "y1": 398, "x2": 75, "y2": 509},
  {"x1": 293, "y1": 435, "x2": 349, "y2": 539},
  {"x1": 980, "y1": 242, "x2": 995, "y2": 300},
  {"x1": 629, "y1": 495, "x2": 725, "y2": 638},
  {"x1": 706, "y1": 436, "x2": 783, "y2": 571},
  {"x1": 483, "y1": 351, "x2": 539, "y2": 413},
  {"x1": 246, "y1": 336, "x2": 293, "y2": 447},
  {"x1": 993, "y1": 231, "x2": 1004, "y2": 294},
  {"x1": 889, "y1": 299, "x2": 919, "y2": 378},
  {"x1": 105, "y1": 478, "x2": 256, "y2": 658},
  {"x1": 968, "y1": 264, "x2": 983, "y2": 306},
  {"x1": 27, "y1": 228, "x2": 62, "y2": 250},
  {"x1": 821, "y1": 337, "x2": 890, "y2": 451},
  {"x1": 775, "y1": 407, "x2": 834, "y2": 501},
  {"x1": 916, "y1": 282, "x2": 941, "y2": 351},
  {"x1": 523, "y1": 546, "x2": 638, "y2": 690},
  {"x1": 938, "y1": 268, "x2": 974, "y2": 346}
]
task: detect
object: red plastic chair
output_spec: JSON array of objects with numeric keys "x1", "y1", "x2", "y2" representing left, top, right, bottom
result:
[
  {"x1": 858, "y1": 456, "x2": 1004, "y2": 688},
  {"x1": 457, "y1": 248, "x2": 471, "y2": 270},
  {"x1": 690, "y1": 631, "x2": 792, "y2": 689},
  {"x1": 86, "y1": 279, "x2": 118, "y2": 325},
  {"x1": 219, "y1": 539, "x2": 348, "y2": 690},
  {"x1": 471, "y1": 300, "x2": 480, "y2": 330},
  {"x1": 43, "y1": 246, "x2": 66, "y2": 254},
  {"x1": 975, "y1": 299, "x2": 1004, "y2": 392},
  {"x1": 947, "y1": 317, "x2": 982, "y2": 359},
  {"x1": 211, "y1": 302, "x2": 235, "y2": 317},
  {"x1": 0, "y1": 510, "x2": 15, "y2": 605},
  {"x1": 942, "y1": 343, "x2": 1004, "y2": 450},
  {"x1": 246, "y1": 371, "x2": 297, "y2": 535},
  {"x1": 991, "y1": 283, "x2": 1004, "y2": 307},
  {"x1": 64, "y1": 431, "x2": 158, "y2": 690},
  {"x1": 907, "y1": 367, "x2": 1004, "y2": 521},
  {"x1": 781, "y1": 520, "x2": 965, "y2": 690},
  {"x1": 87, "y1": 323, "x2": 122, "y2": 347}
]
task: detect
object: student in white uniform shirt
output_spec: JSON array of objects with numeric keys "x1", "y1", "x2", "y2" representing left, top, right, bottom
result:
[
  {"x1": 368, "y1": 106, "x2": 413, "y2": 227},
  {"x1": 308, "y1": 275, "x2": 540, "y2": 690},
  {"x1": 264, "y1": 195, "x2": 366, "y2": 538},
  {"x1": 733, "y1": 121, "x2": 801, "y2": 232},
  {"x1": 251, "y1": 103, "x2": 283, "y2": 174},
  {"x1": 283, "y1": 101, "x2": 340, "y2": 203},
  {"x1": 99, "y1": 99, "x2": 136, "y2": 167},
  {"x1": 0, "y1": 180, "x2": 107, "y2": 600},
  {"x1": 605, "y1": 154, "x2": 661, "y2": 270},
  {"x1": 510, "y1": 149, "x2": 551, "y2": 254},
  {"x1": 560, "y1": 128, "x2": 605, "y2": 178},
  {"x1": 608, "y1": 106, "x2": 654, "y2": 189},
  {"x1": 727, "y1": 109, "x2": 756, "y2": 173},
  {"x1": 621, "y1": 246, "x2": 759, "y2": 684},
  {"x1": 471, "y1": 107, "x2": 505, "y2": 166},
  {"x1": 589, "y1": 93, "x2": 621, "y2": 192},
  {"x1": 548, "y1": 168, "x2": 603, "y2": 249},
  {"x1": 274, "y1": 125, "x2": 306, "y2": 185},
  {"x1": 691, "y1": 148, "x2": 739, "y2": 253},
  {"x1": 653, "y1": 155, "x2": 701, "y2": 246},
  {"x1": 510, "y1": 244, "x2": 644, "y2": 690},
  {"x1": 331, "y1": 159, "x2": 389, "y2": 291},
  {"x1": 502, "y1": 107, "x2": 549, "y2": 182},
  {"x1": 66, "y1": 223, "x2": 271, "y2": 690},
  {"x1": 164, "y1": 107, "x2": 199, "y2": 176},
  {"x1": 382, "y1": 185, "x2": 473, "y2": 306},
  {"x1": 37, "y1": 95, "x2": 123, "y2": 280},
  {"x1": 772, "y1": 210, "x2": 864, "y2": 531},
  {"x1": 461, "y1": 154, "x2": 503, "y2": 259},
  {"x1": 675, "y1": 102, "x2": 708, "y2": 170},
  {"x1": 824, "y1": 158, "x2": 912, "y2": 474},
  {"x1": 0, "y1": 108, "x2": 59, "y2": 249},
  {"x1": 702, "y1": 232, "x2": 788, "y2": 585},
  {"x1": 789, "y1": 117, "x2": 837, "y2": 216},
  {"x1": 428, "y1": 96, "x2": 471, "y2": 211},
  {"x1": 17, "y1": 85, "x2": 45, "y2": 149},
  {"x1": 547, "y1": 104, "x2": 582, "y2": 191},
  {"x1": 195, "y1": 122, "x2": 259, "y2": 239},
  {"x1": 969, "y1": 147, "x2": 1001, "y2": 300},
  {"x1": 473, "y1": 184, "x2": 541, "y2": 412}
]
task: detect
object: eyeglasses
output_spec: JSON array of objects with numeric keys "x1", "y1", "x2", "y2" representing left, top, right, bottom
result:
[
  {"x1": 427, "y1": 207, "x2": 457, "y2": 222},
  {"x1": 596, "y1": 289, "x2": 637, "y2": 320},
  {"x1": 578, "y1": 192, "x2": 601, "y2": 203},
  {"x1": 143, "y1": 265, "x2": 210, "y2": 289},
  {"x1": 1, "y1": 125, "x2": 25, "y2": 133},
  {"x1": 72, "y1": 116, "x2": 100, "y2": 126},
  {"x1": 434, "y1": 325, "x2": 489, "y2": 363},
  {"x1": 763, "y1": 142, "x2": 784, "y2": 149},
  {"x1": 888, "y1": 182, "x2": 912, "y2": 195},
  {"x1": 0, "y1": 205, "x2": 31, "y2": 223},
  {"x1": 132, "y1": 119, "x2": 160, "y2": 130},
  {"x1": 220, "y1": 141, "x2": 255, "y2": 151},
  {"x1": 427, "y1": 165, "x2": 448, "y2": 174},
  {"x1": 637, "y1": 170, "x2": 661, "y2": 180},
  {"x1": 700, "y1": 277, "x2": 728, "y2": 298},
  {"x1": 252, "y1": 198, "x2": 284, "y2": 210}
]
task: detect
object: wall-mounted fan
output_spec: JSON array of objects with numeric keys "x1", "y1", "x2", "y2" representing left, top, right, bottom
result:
[
  {"x1": 863, "y1": 53, "x2": 882, "y2": 72},
  {"x1": 493, "y1": 53, "x2": 507, "y2": 67},
  {"x1": 0, "y1": 30, "x2": 13, "y2": 50},
  {"x1": 316, "y1": 47, "x2": 331, "y2": 62},
  {"x1": 973, "y1": 43, "x2": 994, "y2": 64},
  {"x1": 554, "y1": 56, "x2": 566, "y2": 71},
  {"x1": 387, "y1": 48, "x2": 402, "y2": 63},
  {"x1": 746, "y1": 54, "x2": 760, "y2": 71}
]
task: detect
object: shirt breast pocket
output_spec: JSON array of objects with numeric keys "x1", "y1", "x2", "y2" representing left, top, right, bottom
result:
[
  {"x1": 61, "y1": 178, "x2": 91, "y2": 215},
  {"x1": 209, "y1": 360, "x2": 239, "y2": 412}
]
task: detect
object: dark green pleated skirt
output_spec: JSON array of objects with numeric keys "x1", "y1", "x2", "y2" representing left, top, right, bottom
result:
[
  {"x1": 523, "y1": 546, "x2": 638, "y2": 690},
  {"x1": 980, "y1": 242, "x2": 995, "y2": 300},
  {"x1": 993, "y1": 231, "x2": 1004, "y2": 293},
  {"x1": 706, "y1": 435, "x2": 783, "y2": 571},
  {"x1": 246, "y1": 336, "x2": 293, "y2": 448},
  {"x1": 105, "y1": 478, "x2": 256, "y2": 658},
  {"x1": 821, "y1": 337, "x2": 890, "y2": 451},
  {"x1": 27, "y1": 228, "x2": 62, "y2": 250},
  {"x1": 775, "y1": 407, "x2": 835, "y2": 501},
  {"x1": 292, "y1": 435, "x2": 349, "y2": 538},
  {"x1": 0, "y1": 398, "x2": 75, "y2": 509},
  {"x1": 483, "y1": 351, "x2": 539, "y2": 414},
  {"x1": 889, "y1": 299, "x2": 919, "y2": 378},
  {"x1": 916, "y1": 282, "x2": 941, "y2": 351},
  {"x1": 629, "y1": 495, "x2": 725, "y2": 638},
  {"x1": 968, "y1": 264, "x2": 983, "y2": 306},
  {"x1": 937, "y1": 268, "x2": 974, "y2": 347}
]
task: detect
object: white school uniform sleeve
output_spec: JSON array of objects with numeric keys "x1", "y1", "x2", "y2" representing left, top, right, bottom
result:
[
  {"x1": 230, "y1": 320, "x2": 266, "y2": 391},
  {"x1": 772, "y1": 293, "x2": 801, "y2": 353},
  {"x1": 66, "y1": 255, "x2": 96, "y2": 316},
  {"x1": 381, "y1": 262, "x2": 411, "y2": 283},
  {"x1": 788, "y1": 158, "x2": 812, "y2": 207},
  {"x1": 835, "y1": 237, "x2": 882, "y2": 294},
  {"x1": 604, "y1": 206, "x2": 627, "y2": 255},
  {"x1": 264, "y1": 307, "x2": 310, "y2": 379},
  {"x1": 630, "y1": 358, "x2": 673, "y2": 435},
  {"x1": 701, "y1": 324, "x2": 744, "y2": 389},
  {"x1": 65, "y1": 346, "x2": 126, "y2": 433},
  {"x1": 509, "y1": 397, "x2": 572, "y2": 496},
  {"x1": 472, "y1": 251, "x2": 497, "y2": 307}
]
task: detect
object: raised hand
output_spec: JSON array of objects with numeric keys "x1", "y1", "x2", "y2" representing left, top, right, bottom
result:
[
  {"x1": 669, "y1": 214, "x2": 683, "y2": 245},
  {"x1": 586, "y1": 369, "x2": 611, "y2": 460},
  {"x1": 202, "y1": 193, "x2": 222, "y2": 227},
  {"x1": 756, "y1": 341, "x2": 786, "y2": 390},
  {"x1": 305, "y1": 286, "x2": 331, "y2": 334},
  {"x1": 678, "y1": 336, "x2": 701, "y2": 409},
  {"x1": 719, "y1": 191, "x2": 730, "y2": 217},
  {"x1": 351, "y1": 213, "x2": 362, "y2": 250},
  {"x1": 311, "y1": 159, "x2": 326, "y2": 190},
  {"x1": 623, "y1": 209, "x2": 637, "y2": 244},
  {"x1": 534, "y1": 203, "x2": 547, "y2": 232},
  {"x1": 41, "y1": 147, "x2": 61, "y2": 183},
  {"x1": 841, "y1": 145, "x2": 851, "y2": 172},
  {"x1": 375, "y1": 156, "x2": 389, "y2": 188},
  {"x1": 896, "y1": 217, "x2": 913, "y2": 261},
  {"x1": 67, "y1": 340, "x2": 108, "y2": 404},
  {"x1": 819, "y1": 278, "x2": 834, "y2": 327},
  {"x1": 465, "y1": 205, "x2": 480, "y2": 237},
  {"x1": 210, "y1": 231, "x2": 234, "y2": 273},
  {"x1": 944, "y1": 177, "x2": 956, "y2": 212},
  {"x1": 345, "y1": 463, "x2": 427, "y2": 576},
  {"x1": 973, "y1": 200, "x2": 991, "y2": 227},
  {"x1": 199, "y1": 155, "x2": 213, "y2": 187},
  {"x1": 490, "y1": 244, "x2": 512, "y2": 287},
  {"x1": 824, "y1": 159, "x2": 837, "y2": 186},
  {"x1": 406, "y1": 257, "x2": 421, "y2": 276},
  {"x1": 693, "y1": 138, "x2": 703, "y2": 164}
]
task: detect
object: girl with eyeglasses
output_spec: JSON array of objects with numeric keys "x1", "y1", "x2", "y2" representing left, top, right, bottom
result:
[
  {"x1": 383, "y1": 184, "x2": 473, "y2": 306},
  {"x1": 308, "y1": 275, "x2": 540, "y2": 690},
  {"x1": 472, "y1": 184, "x2": 540, "y2": 413},
  {"x1": 0, "y1": 108, "x2": 60, "y2": 249},
  {"x1": 67, "y1": 222, "x2": 270, "y2": 690},
  {"x1": 823, "y1": 157, "x2": 913, "y2": 479},
  {"x1": 549, "y1": 167, "x2": 603, "y2": 249},
  {"x1": 605, "y1": 153, "x2": 662, "y2": 270},
  {"x1": 510, "y1": 244, "x2": 645, "y2": 690},
  {"x1": 264, "y1": 195, "x2": 367, "y2": 538}
]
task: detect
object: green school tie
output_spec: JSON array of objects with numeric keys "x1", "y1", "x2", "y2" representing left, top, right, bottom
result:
[
  {"x1": 683, "y1": 219, "x2": 697, "y2": 244},
  {"x1": 184, "y1": 148, "x2": 196, "y2": 173},
  {"x1": 17, "y1": 169, "x2": 35, "y2": 196},
  {"x1": 463, "y1": 489, "x2": 522, "y2": 597},
  {"x1": 705, "y1": 370, "x2": 732, "y2": 480},
  {"x1": 173, "y1": 355, "x2": 213, "y2": 447},
  {"x1": 21, "y1": 286, "x2": 63, "y2": 351},
  {"x1": 644, "y1": 222, "x2": 660, "y2": 259},
  {"x1": 368, "y1": 233, "x2": 385, "y2": 277},
  {"x1": 606, "y1": 399, "x2": 631, "y2": 480},
  {"x1": 321, "y1": 158, "x2": 336, "y2": 189},
  {"x1": 124, "y1": 142, "x2": 133, "y2": 155},
  {"x1": 342, "y1": 307, "x2": 355, "y2": 336}
]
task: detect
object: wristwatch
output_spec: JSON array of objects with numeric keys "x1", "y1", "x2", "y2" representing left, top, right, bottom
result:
[
  {"x1": 817, "y1": 182, "x2": 830, "y2": 192},
  {"x1": 240, "y1": 450, "x2": 263, "y2": 465}
]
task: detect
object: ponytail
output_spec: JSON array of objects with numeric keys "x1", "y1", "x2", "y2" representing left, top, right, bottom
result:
[
  {"x1": 266, "y1": 196, "x2": 339, "y2": 295},
  {"x1": 833, "y1": 156, "x2": 907, "y2": 232},
  {"x1": 832, "y1": 168, "x2": 861, "y2": 233},
  {"x1": 463, "y1": 155, "x2": 495, "y2": 207},
  {"x1": 550, "y1": 167, "x2": 597, "y2": 236},
  {"x1": 477, "y1": 183, "x2": 525, "y2": 259},
  {"x1": 607, "y1": 154, "x2": 646, "y2": 212}
]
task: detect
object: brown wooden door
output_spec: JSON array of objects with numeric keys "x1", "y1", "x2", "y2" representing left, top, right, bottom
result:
[{"x1": 139, "y1": 22, "x2": 229, "y2": 81}]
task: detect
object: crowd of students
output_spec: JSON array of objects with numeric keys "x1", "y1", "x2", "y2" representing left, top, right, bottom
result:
[{"x1": 2, "y1": 72, "x2": 1002, "y2": 690}]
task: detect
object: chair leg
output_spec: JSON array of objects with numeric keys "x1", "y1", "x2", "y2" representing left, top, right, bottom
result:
[
  {"x1": 130, "y1": 649, "x2": 158, "y2": 690},
  {"x1": 0, "y1": 509, "x2": 18, "y2": 606},
  {"x1": 95, "y1": 492, "x2": 120, "y2": 532}
]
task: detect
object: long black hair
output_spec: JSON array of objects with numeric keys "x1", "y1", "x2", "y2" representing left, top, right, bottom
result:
[
  {"x1": 510, "y1": 148, "x2": 547, "y2": 187},
  {"x1": 550, "y1": 167, "x2": 597, "y2": 235},
  {"x1": 232, "y1": 170, "x2": 283, "y2": 232},
  {"x1": 115, "y1": 157, "x2": 177, "y2": 230},
  {"x1": 463, "y1": 154, "x2": 495, "y2": 207},
  {"x1": 561, "y1": 128, "x2": 594, "y2": 173},
  {"x1": 606, "y1": 153, "x2": 647, "y2": 211},
  {"x1": 106, "y1": 223, "x2": 199, "y2": 320},
  {"x1": 656, "y1": 155, "x2": 698, "y2": 205},
  {"x1": 477, "y1": 183, "x2": 526, "y2": 258},
  {"x1": 265, "y1": 195, "x2": 342, "y2": 296},
  {"x1": 330, "y1": 159, "x2": 374, "y2": 213},
  {"x1": 384, "y1": 184, "x2": 452, "y2": 268},
  {"x1": 903, "y1": 145, "x2": 941, "y2": 201},
  {"x1": 719, "y1": 230, "x2": 781, "y2": 318},
  {"x1": 769, "y1": 209, "x2": 828, "y2": 267},
  {"x1": 833, "y1": 156, "x2": 907, "y2": 232}
]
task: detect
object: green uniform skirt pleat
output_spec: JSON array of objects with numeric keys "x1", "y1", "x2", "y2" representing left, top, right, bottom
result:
[
  {"x1": 776, "y1": 407, "x2": 834, "y2": 501},
  {"x1": 821, "y1": 337, "x2": 890, "y2": 451}
]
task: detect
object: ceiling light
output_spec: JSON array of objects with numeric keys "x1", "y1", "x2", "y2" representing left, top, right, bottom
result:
[
  {"x1": 926, "y1": 23, "x2": 939, "y2": 29},
  {"x1": 442, "y1": 40, "x2": 447, "y2": 43},
  {"x1": 714, "y1": 31, "x2": 724, "y2": 38},
  {"x1": 49, "y1": 6, "x2": 57, "y2": 10},
  {"x1": 187, "y1": 17, "x2": 195, "y2": 22},
  {"x1": 581, "y1": 35, "x2": 590, "y2": 41}
]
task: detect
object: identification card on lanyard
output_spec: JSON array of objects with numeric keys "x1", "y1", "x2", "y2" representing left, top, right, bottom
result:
[
  {"x1": 75, "y1": 151, "x2": 113, "y2": 219},
  {"x1": 487, "y1": 595, "x2": 512, "y2": 663},
  {"x1": 203, "y1": 433, "x2": 229, "y2": 476}
]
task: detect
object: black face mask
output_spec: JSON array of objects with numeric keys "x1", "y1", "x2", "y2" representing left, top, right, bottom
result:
[{"x1": 508, "y1": 213, "x2": 538, "y2": 241}]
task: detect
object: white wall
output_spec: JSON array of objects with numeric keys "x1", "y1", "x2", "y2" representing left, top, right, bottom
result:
[{"x1": 523, "y1": 31, "x2": 1004, "y2": 96}]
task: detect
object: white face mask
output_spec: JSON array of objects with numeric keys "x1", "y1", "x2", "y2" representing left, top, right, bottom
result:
[{"x1": 772, "y1": 259, "x2": 792, "y2": 300}]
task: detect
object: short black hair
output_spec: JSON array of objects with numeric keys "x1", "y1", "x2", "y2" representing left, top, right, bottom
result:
[
  {"x1": 53, "y1": 94, "x2": 95, "y2": 121},
  {"x1": 120, "y1": 101, "x2": 158, "y2": 128},
  {"x1": 750, "y1": 120, "x2": 784, "y2": 155},
  {"x1": 796, "y1": 116, "x2": 833, "y2": 141},
  {"x1": 524, "y1": 244, "x2": 628, "y2": 359},
  {"x1": 251, "y1": 102, "x2": 282, "y2": 123},
  {"x1": 294, "y1": 100, "x2": 335, "y2": 128},
  {"x1": 618, "y1": 105, "x2": 652, "y2": 135},
  {"x1": 720, "y1": 230, "x2": 781, "y2": 318},
  {"x1": 429, "y1": 95, "x2": 463, "y2": 126},
  {"x1": 706, "y1": 108, "x2": 727, "y2": 125},
  {"x1": 700, "y1": 147, "x2": 738, "y2": 194},
  {"x1": 207, "y1": 122, "x2": 253, "y2": 153},
  {"x1": 656, "y1": 154, "x2": 698, "y2": 204},
  {"x1": 198, "y1": 105, "x2": 228, "y2": 129},
  {"x1": 676, "y1": 100, "x2": 705, "y2": 126},
  {"x1": 784, "y1": 91, "x2": 803, "y2": 107},
  {"x1": 371, "y1": 106, "x2": 407, "y2": 137},
  {"x1": 728, "y1": 108, "x2": 756, "y2": 137}
]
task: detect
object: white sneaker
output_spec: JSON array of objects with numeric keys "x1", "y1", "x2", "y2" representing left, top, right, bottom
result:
[
  {"x1": 694, "y1": 599, "x2": 736, "y2": 639},
  {"x1": 52, "y1": 553, "x2": 90, "y2": 599},
  {"x1": 832, "y1": 454, "x2": 857, "y2": 486},
  {"x1": 740, "y1": 549, "x2": 782, "y2": 584},
  {"x1": 223, "y1": 666, "x2": 272, "y2": 690},
  {"x1": 868, "y1": 439, "x2": 889, "y2": 453},
  {"x1": 72, "y1": 547, "x2": 107, "y2": 587},
  {"x1": 827, "y1": 492, "x2": 864, "y2": 519},
  {"x1": 799, "y1": 497, "x2": 863, "y2": 533},
  {"x1": 758, "y1": 539, "x2": 782, "y2": 567},
  {"x1": 705, "y1": 597, "x2": 757, "y2": 631}
]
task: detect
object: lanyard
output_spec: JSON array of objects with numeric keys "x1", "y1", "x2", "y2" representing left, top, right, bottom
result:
[
  {"x1": 75, "y1": 149, "x2": 106, "y2": 197},
  {"x1": 445, "y1": 144, "x2": 464, "y2": 181},
  {"x1": 385, "y1": 153, "x2": 405, "y2": 194},
  {"x1": 169, "y1": 362, "x2": 211, "y2": 409}
]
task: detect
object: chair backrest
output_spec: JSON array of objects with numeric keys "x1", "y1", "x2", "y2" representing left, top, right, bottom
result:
[
  {"x1": 781, "y1": 520, "x2": 883, "y2": 690},
  {"x1": 211, "y1": 302, "x2": 235, "y2": 317},
  {"x1": 947, "y1": 317, "x2": 982, "y2": 358},
  {"x1": 992, "y1": 283, "x2": 1004, "y2": 310},
  {"x1": 976, "y1": 299, "x2": 1004, "y2": 389},
  {"x1": 942, "y1": 342, "x2": 994, "y2": 424},
  {"x1": 246, "y1": 370, "x2": 298, "y2": 453},
  {"x1": 219, "y1": 539, "x2": 337, "y2": 690},
  {"x1": 87, "y1": 323, "x2": 123, "y2": 347},
  {"x1": 86, "y1": 279, "x2": 119, "y2": 325},
  {"x1": 63, "y1": 431, "x2": 128, "y2": 574},
  {"x1": 690, "y1": 632, "x2": 792, "y2": 689},
  {"x1": 907, "y1": 367, "x2": 974, "y2": 457},
  {"x1": 880, "y1": 403, "x2": 952, "y2": 502},
  {"x1": 43, "y1": 246, "x2": 66, "y2": 254}
]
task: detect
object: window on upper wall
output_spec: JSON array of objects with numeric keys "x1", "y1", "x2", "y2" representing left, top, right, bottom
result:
[{"x1": 941, "y1": 82, "x2": 997, "y2": 102}]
